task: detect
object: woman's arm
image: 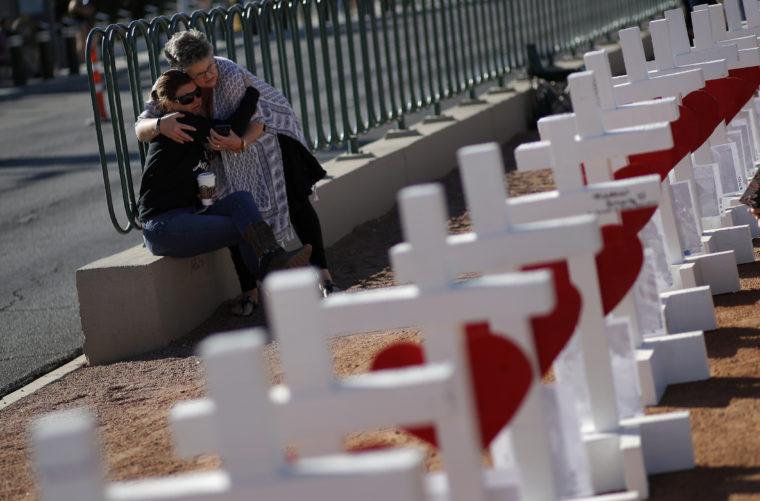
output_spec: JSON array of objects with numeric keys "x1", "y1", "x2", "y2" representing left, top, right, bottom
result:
[
  {"x1": 207, "y1": 86, "x2": 265, "y2": 152},
  {"x1": 227, "y1": 87, "x2": 260, "y2": 136},
  {"x1": 136, "y1": 113, "x2": 198, "y2": 143},
  {"x1": 135, "y1": 101, "x2": 197, "y2": 143}
]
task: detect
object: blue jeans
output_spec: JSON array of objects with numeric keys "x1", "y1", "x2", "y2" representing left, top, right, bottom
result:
[{"x1": 142, "y1": 191, "x2": 262, "y2": 277}]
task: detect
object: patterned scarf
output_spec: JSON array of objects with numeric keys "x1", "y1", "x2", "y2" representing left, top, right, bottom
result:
[{"x1": 209, "y1": 57, "x2": 307, "y2": 242}]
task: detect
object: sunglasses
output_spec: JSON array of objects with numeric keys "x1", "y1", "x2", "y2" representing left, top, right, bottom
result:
[{"x1": 173, "y1": 87, "x2": 202, "y2": 105}]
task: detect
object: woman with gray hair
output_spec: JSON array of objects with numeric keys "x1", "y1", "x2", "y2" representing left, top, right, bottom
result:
[{"x1": 136, "y1": 29, "x2": 338, "y2": 313}]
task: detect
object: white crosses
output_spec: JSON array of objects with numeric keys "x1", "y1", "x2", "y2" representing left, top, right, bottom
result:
[
  {"x1": 645, "y1": 19, "x2": 729, "y2": 81},
  {"x1": 515, "y1": 110, "x2": 665, "y2": 432},
  {"x1": 393, "y1": 143, "x2": 608, "y2": 498},
  {"x1": 694, "y1": 2, "x2": 760, "y2": 46},
  {"x1": 663, "y1": 8, "x2": 758, "y2": 69},
  {"x1": 261, "y1": 260, "x2": 555, "y2": 501},
  {"x1": 613, "y1": 26, "x2": 710, "y2": 103},
  {"x1": 393, "y1": 184, "x2": 564, "y2": 501},
  {"x1": 517, "y1": 70, "x2": 671, "y2": 201},
  {"x1": 31, "y1": 330, "x2": 431, "y2": 501},
  {"x1": 581, "y1": 39, "x2": 752, "y2": 279},
  {"x1": 742, "y1": 0, "x2": 760, "y2": 30},
  {"x1": 513, "y1": 71, "x2": 672, "y2": 421},
  {"x1": 718, "y1": 0, "x2": 760, "y2": 38},
  {"x1": 29, "y1": 10, "x2": 739, "y2": 501}
]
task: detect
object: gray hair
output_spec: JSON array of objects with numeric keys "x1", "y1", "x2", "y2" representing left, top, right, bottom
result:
[{"x1": 163, "y1": 29, "x2": 213, "y2": 71}]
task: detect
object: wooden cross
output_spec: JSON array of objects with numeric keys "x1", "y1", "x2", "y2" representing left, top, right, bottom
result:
[
  {"x1": 30, "y1": 333, "x2": 431, "y2": 501},
  {"x1": 390, "y1": 179, "x2": 590, "y2": 501},
  {"x1": 663, "y1": 7, "x2": 760, "y2": 69},
  {"x1": 173, "y1": 262, "x2": 555, "y2": 501},
  {"x1": 693, "y1": 1, "x2": 760, "y2": 43}
]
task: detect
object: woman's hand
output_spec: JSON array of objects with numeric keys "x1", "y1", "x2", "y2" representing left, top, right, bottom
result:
[
  {"x1": 161, "y1": 112, "x2": 196, "y2": 143},
  {"x1": 208, "y1": 129, "x2": 243, "y2": 151}
]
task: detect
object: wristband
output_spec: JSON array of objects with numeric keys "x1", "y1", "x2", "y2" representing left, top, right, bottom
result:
[{"x1": 156, "y1": 116, "x2": 161, "y2": 135}]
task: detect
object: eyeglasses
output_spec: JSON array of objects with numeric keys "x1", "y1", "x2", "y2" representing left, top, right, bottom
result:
[
  {"x1": 173, "y1": 87, "x2": 201, "y2": 105},
  {"x1": 188, "y1": 59, "x2": 216, "y2": 81}
]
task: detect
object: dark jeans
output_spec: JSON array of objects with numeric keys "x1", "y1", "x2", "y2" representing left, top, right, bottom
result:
[{"x1": 142, "y1": 191, "x2": 262, "y2": 276}]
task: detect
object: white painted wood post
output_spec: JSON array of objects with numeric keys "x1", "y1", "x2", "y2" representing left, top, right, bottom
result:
[
  {"x1": 516, "y1": 112, "x2": 665, "y2": 434},
  {"x1": 31, "y1": 409, "x2": 105, "y2": 501},
  {"x1": 198, "y1": 329, "x2": 287, "y2": 482},
  {"x1": 393, "y1": 184, "x2": 536, "y2": 501},
  {"x1": 394, "y1": 180, "x2": 562, "y2": 501},
  {"x1": 31, "y1": 330, "x2": 434, "y2": 501},
  {"x1": 262, "y1": 262, "x2": 557, "y2": 500}
]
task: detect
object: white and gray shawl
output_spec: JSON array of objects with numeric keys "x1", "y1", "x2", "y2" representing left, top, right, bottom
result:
[{"x1": 211, "y1": 57, "x2": 308, "y2": 242}]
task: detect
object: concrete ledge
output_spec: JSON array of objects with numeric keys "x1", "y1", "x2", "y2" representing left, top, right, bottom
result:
[
  {"x1": 77, "y1": 245, "x2": 239, "y2": 364},
  {"x1": 313, "y1": 81, "x2": 535, "y2": 247}
]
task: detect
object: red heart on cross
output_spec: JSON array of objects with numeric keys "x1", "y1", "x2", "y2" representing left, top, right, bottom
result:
[
  {"x1": 704, "y1": 77, "x2": 753, "y2": 124},
  {"x1": 612, "y1": 162, "x2": 660, "y2": 234},
  {"x1": 729, "y1": 67, "x2": 760, "y2": 90},
  {"x1": 595, "y1": 224, "x2": 644, "y2": 315},
  {"x1": 369, "y1": 322, "x2": 533, "y2": 449},
  {"x1": 670, "y1": 104, "x2": 703, "y2": 155},
  {"x1": 626, "y1": 107, "x2": 695, "y2": 182},
  {"x1": 683, "y1": 90, "x2": 721, "y2": 150},
  {"x1": 521, "y1": 260, "x2": 582, "y2": 375}
]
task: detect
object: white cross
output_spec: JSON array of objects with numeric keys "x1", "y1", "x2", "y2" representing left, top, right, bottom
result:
[
  {"x1": 512, "y1": 70, "x2": 672, "y2": 429},
  {"x1": 172, "y1": 260, "x2": 555, "y2": 501},
  {"x1": 391, "y1": 177, "x2": 597, "y2": 501},
  {"x1": 574, "y1": 53, "x2": 711, "y2": 264},
  {"x1": 694, "y1": 1, "x2": 760, "y2": 43},
  {"x1": 665, "y1": 7, "x2": 760, "y2": 68},
  {"x1": 390, "y1": 142, "x2": 613, "y2": 499},
  {"x1": 30, "y1": 333, "x2": 430, "y2": 501},
  {"x1": 269, "y1": 255, "x2": 555, "y2": 501}
]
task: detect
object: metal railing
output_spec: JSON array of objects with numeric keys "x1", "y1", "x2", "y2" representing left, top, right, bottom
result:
[{"x1": 86, "y1": 0, "x2": 682, "y2": 233}]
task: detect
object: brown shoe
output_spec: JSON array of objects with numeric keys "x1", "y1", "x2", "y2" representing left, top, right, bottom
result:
[{"x1": 259, "y1": 244, "x2": 312, "y2": 280}]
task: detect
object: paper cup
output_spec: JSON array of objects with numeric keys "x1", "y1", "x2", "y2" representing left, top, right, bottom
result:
[{"x1": 197, "y1": 172, "x2": 217, "y2": 206}]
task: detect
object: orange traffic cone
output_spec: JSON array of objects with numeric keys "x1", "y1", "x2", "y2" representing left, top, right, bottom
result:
[{"x1": 91, "y1": 46, "x2": 109, "y2": 121}]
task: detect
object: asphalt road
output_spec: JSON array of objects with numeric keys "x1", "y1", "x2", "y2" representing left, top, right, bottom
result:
[{"x1": 0, "y1": 76, "x2": 144, "y2": 396}]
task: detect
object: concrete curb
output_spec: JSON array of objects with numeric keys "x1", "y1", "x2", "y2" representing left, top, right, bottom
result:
[{"x1": 0, "y1": 355, "x2": 88, "y2": 411}]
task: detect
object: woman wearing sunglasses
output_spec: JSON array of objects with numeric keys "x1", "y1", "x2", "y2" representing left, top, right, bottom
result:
[
  {"x1": 137, "y1": 70, "x2": 312, "y2": 314},
  {"x1": 135, "y1": 29, "x2": 339, "y2": 307}
]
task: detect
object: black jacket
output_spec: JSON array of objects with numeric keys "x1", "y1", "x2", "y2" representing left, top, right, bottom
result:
[{"x1": 137, "y1": 87, "x2": 259, "y2": 222}]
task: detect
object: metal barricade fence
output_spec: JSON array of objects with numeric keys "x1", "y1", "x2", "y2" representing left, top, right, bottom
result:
[{"x1": 86, "y1": 0, "x2": 681, "y2": 234}]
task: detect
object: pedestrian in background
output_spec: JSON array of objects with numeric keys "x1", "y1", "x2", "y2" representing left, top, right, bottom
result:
[{"x1": 68, "y1": 0, "x2": 94, "y2": 62}]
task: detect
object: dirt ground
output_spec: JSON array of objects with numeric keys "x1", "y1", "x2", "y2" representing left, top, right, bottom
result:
[{"x1": 4, "y1": 132, "x2": 760, "y2": 500}]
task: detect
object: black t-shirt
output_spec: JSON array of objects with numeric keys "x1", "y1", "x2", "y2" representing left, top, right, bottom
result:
[{"x1": 136, "y1": 87, "x2": 259, "y2": 223}]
